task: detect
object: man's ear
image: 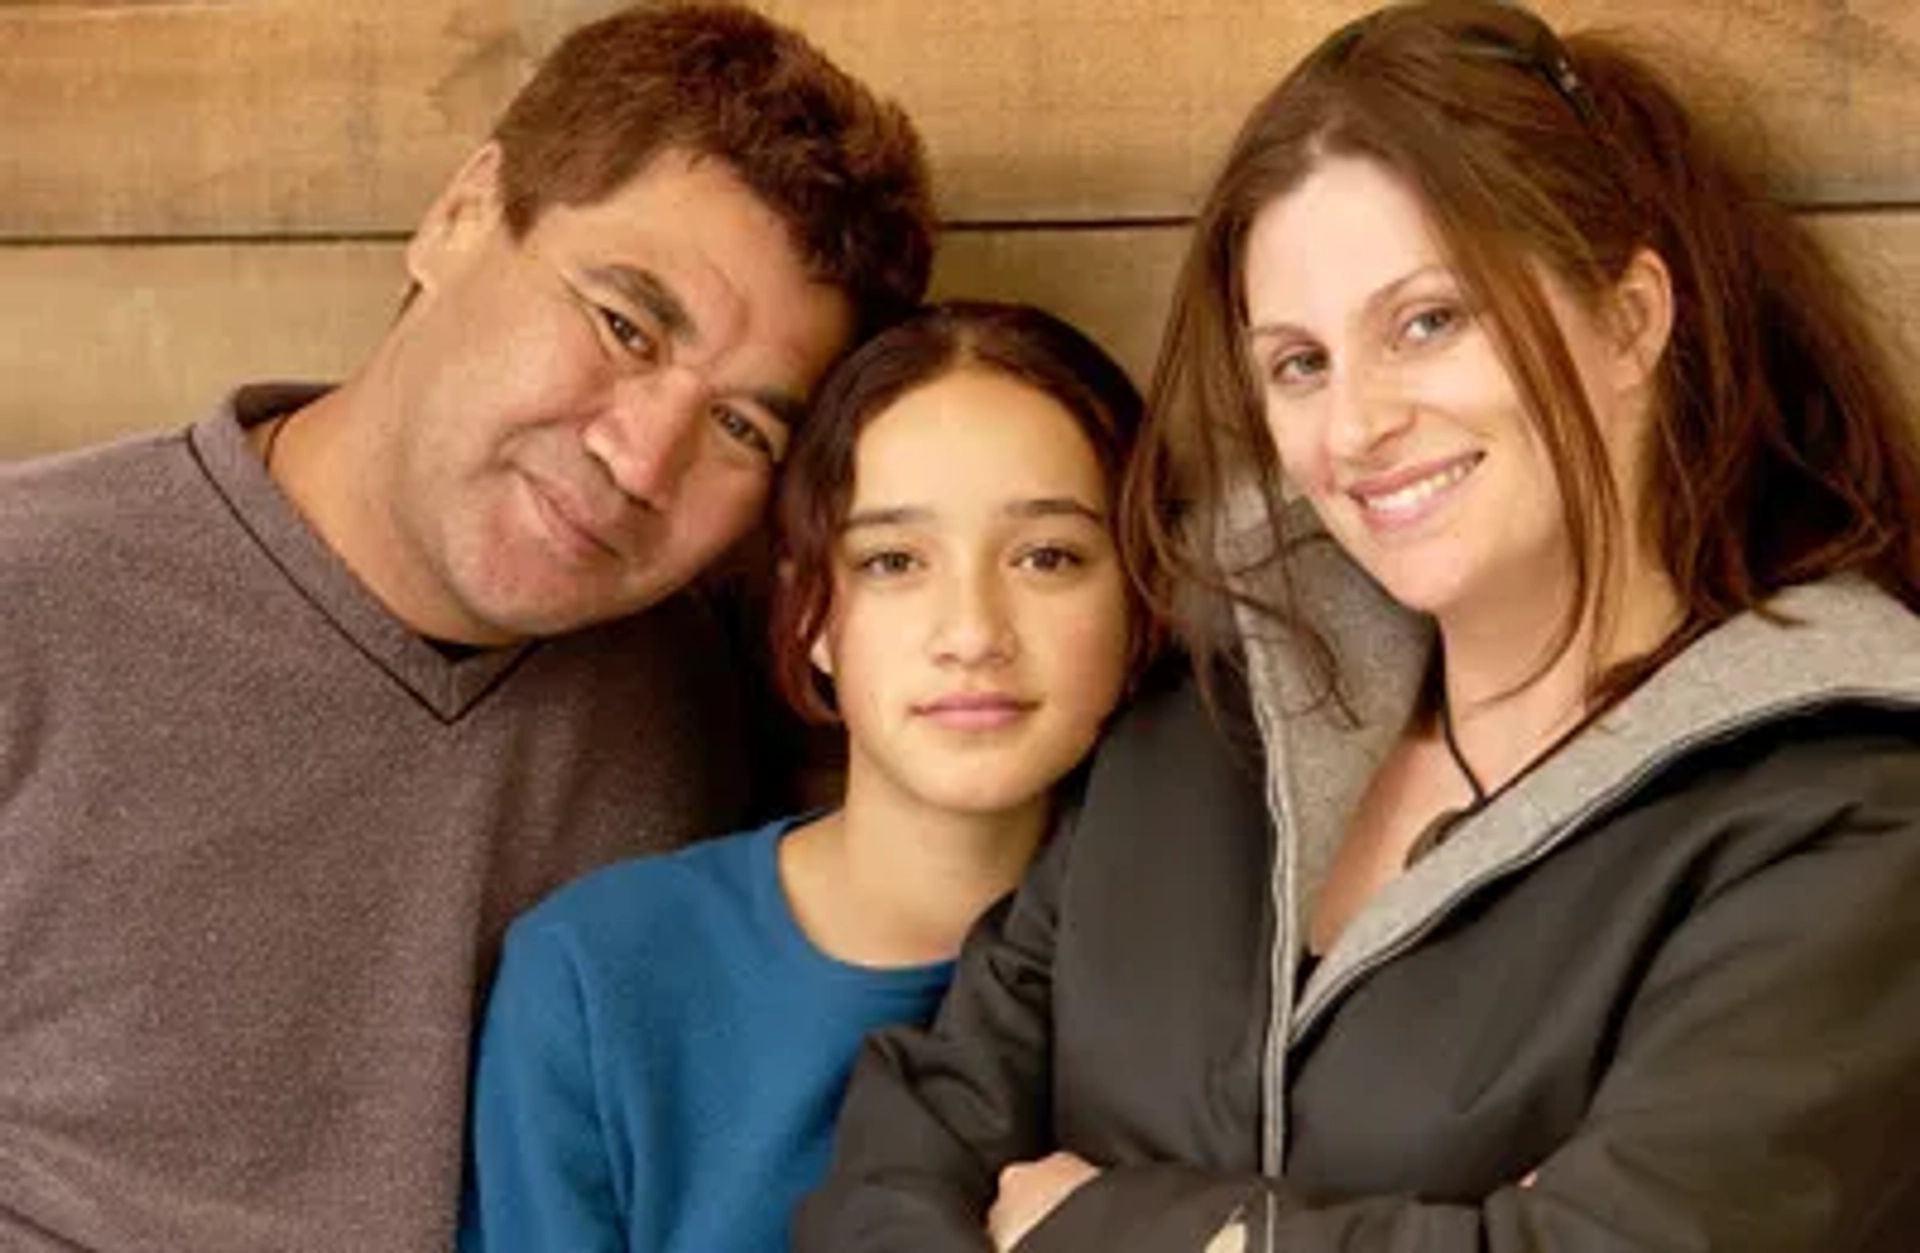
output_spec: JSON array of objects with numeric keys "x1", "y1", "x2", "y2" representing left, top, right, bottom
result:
[
  {"x1": 405, "y1": 142, "x2": 506, "y2": 293},
  {"x1": 1605, "y1": 247, "x2": 1675, "y2": 395}
]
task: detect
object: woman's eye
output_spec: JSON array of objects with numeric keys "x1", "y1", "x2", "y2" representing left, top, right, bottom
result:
[
  {"x1": 1016, "y1": 545, "x2": 1085, "y2": 574},
  {"x1": 1269, "y1": 347, "x2": 1328, "y2": 388},
  {"x1": 601, "y1": 308, "x2": 658, "y2": 361},
  {"x1": 1402, "y1": 304, "x2": 1464, "y2": 345},
  {"x1": 711, "y1": 405, "x2": 777, "y2": 462}
]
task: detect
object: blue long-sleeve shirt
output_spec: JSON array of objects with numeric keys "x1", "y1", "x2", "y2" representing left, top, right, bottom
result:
[{"x1": 460, "y1": 817, "x2": 954, "y2": 1252}]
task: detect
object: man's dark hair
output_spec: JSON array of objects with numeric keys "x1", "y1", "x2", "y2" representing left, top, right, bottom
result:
[{"x1": 492, "y1": 2, "x2": 936, "y2": 335}]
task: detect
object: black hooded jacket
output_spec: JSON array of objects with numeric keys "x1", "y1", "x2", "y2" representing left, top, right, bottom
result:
[{"x1": 797, "y1": 572, "x2": 1920, "y2": 1253}]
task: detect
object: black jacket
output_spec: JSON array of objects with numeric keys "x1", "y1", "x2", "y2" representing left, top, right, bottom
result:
[{"x1": 796, "y1": 576, "x2": 1920, "y2": 1252}]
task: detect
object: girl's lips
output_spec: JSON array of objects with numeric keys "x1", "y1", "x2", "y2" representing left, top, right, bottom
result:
[{"x1": 914, "y1": 693, "x2": 1035, "y2": 731}]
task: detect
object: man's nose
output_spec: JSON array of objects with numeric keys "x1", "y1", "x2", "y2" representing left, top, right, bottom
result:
[{"x1": 582, "y1": 369, "x2": 708, "y2": 509}]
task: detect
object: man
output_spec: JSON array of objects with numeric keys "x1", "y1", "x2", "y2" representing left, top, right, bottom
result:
[{"x1": 0, "y1": 5, "x2": 934, "y2": 1249}]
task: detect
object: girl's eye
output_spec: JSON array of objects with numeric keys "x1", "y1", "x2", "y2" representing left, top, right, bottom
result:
[
  {"x1": 601, "y1": 308, "x2": 659, "y2": 362},
  {"x1": 1015, "y1": 545, "x2": 1085, "y2": 574},
  {"x1": 853, "y1": 550, "x2": 918, "y2": 578}
]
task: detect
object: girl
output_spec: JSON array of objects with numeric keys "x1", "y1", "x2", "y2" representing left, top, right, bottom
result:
[
  {"x1": 459, "y1": 301, "x2": 1149, "y2": 1252},
  {"x1": 799, "y1": 4, "x2": 1920, "y2": 1251}
]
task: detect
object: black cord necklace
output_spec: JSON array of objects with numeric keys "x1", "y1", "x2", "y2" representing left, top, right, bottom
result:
[
  {"x1": 1437, "y1": 696, "x2": 1489, "y2": 807},
  {"x1": 1405, "y1": 694, "x2": 1490, "y2": 867}
]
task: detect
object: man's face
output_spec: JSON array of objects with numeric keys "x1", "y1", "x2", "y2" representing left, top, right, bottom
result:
[{"x1": 371, "y1": 146, "x2": 853, "y2": 644}]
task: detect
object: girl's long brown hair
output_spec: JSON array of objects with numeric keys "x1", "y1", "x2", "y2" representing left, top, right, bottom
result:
[
  {"x1": 1125, "y1": 0, "x2": 1920, "y2": 710},
  {"x1": 770, "y1": 300, "x2": 1150, "y2": 723}
]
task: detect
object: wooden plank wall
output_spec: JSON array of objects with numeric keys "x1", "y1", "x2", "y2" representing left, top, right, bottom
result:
[{"x1": 4, "y1": 0, "x2": 1918, "y2": 458}]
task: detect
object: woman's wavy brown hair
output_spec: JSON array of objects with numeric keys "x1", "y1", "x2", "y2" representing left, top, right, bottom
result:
[{"x1": 1124, "y1": 0, "x2": 1920, "y2": 709}]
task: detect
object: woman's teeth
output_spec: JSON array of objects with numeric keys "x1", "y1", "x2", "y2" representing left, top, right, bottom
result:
[{"x1": 1358, "y1": 457, "x2": 1477, "y2": 515}]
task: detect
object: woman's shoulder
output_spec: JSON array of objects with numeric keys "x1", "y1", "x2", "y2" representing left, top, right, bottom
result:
[
  {"x1": 1074, "y1": 651, "x2": 1272, "y2": 856},
  {"x1": 1647, "y1": 699, "x2": 1919, "y2": 825},
  {"x1": 1728, "y1": 577, "x2": 1920, "y2": 695},
  {"x1": 1547, "y1": 581, "x2": 1920, "y2": 879},
  {"x1": 1095, "y1": 650, "x2": 1253, "y2": 764},
  {"x1": 1629, "y1": 577, "x2": 1920, "y2": 753},
  {"x1": 1512, "y1": 579, "x2": 1920, "y2": 857}
]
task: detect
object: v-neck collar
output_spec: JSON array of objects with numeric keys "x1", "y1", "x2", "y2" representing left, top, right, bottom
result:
[{"x1": 193, "y1": 383, "x2": 536, "y2": 723}]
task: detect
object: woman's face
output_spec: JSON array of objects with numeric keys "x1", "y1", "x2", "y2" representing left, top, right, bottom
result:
[
  {"x1": 813, "y1": 366, "x2": 1132, "y2": 823},
  {"x1": 1241, "y1": 155, "x2": 1636, "y2": 625}
]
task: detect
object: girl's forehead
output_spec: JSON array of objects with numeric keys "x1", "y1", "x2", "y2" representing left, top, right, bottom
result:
[{"x1": 843, "y1": 372, "x2": 1109, "y2": 519}]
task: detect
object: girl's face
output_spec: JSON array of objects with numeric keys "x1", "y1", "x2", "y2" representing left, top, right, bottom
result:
[
  {"x1": 1241, "y1": 155, "x2": 1641, "y2": 626},
  {"x1": 813, "y1": 366, "x2": 1132, "y2": 824}
]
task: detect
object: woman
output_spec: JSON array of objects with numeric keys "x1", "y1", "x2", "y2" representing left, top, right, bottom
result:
[
  {"x1": 458, "y1": 302, "x2": 1150, "y2": 1252},
  {"x1": 797, "y1": 4, "x2": 1920, "y2": 1251}
]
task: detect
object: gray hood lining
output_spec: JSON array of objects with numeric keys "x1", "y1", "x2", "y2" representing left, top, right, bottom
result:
[{"x1": 1224, "y1": 504, "x2": 1920, "y2": 1026}]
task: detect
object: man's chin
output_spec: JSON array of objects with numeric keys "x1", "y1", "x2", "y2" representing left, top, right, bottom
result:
[{"x1": 463, "y1": 578, "x2": 690, "y2": 641}]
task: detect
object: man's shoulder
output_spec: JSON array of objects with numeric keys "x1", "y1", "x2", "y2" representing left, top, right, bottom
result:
[
  {"x1": 570, "y1": 579, "x2": 733, "y2": 648},
  {"x1": 520, "y1": 586, "x2": 752, "y2": 734},
  {"x1": 0, "y1": 429, "x2": 199, "y2": 591},
  {"x1": 3, "y1": 428, "x2": 190, "y2": 519}
]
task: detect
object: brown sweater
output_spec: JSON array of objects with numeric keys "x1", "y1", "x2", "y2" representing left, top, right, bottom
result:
[{"x1": 0, "y1": 386, "x2": 756, "y2": 1251}]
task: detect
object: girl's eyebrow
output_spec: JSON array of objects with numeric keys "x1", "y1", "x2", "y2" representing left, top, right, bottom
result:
[
  {"x1": 1006, "y1": 498, "x2": 1105, "y2": 524},
  {"x1": 841, "y1": 505, "x2": 930, "y2": 532},
  {"x1": 841, "y1": 497, "x2": 1106, "y2": 533}
]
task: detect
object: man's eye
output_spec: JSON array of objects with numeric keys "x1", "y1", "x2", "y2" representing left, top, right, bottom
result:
[
  {"x1": 601, "y1": 308, "x2": 658, "y2": 361},
  {"x1": 711, "y1": 406, "x2": 778, "y2": 462}
]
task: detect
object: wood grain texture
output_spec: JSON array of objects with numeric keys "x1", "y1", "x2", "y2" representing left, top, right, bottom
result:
[
  {"x1": 0, "y1": 242, "x2": 397, "y2": 456},
  {"x1": 6, "y1": 212, "x2": 1915, "y2": 460},
  {"x1": 0, "y1": 1, "x2": 524, "y2": 240},
  {"x1": 3, "y1": 0, "x2": 1917, "y2": 238}
]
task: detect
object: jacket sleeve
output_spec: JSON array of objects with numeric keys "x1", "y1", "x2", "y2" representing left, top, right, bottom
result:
[
  {"x1": 459, "y1": 920, "x2": 626, "y2": 1253},
  {"x1": 1019, "y1": 763, "x2": 1920, "y2": 1252},
  {"x1": 792, "y1": 812, "x2": 1079, "y2": 1251}
]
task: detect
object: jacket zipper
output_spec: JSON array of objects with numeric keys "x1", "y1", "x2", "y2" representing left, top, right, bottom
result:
[{"x1": 1255, "y1": 688, "x2": 1904, "y2": 1210}]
